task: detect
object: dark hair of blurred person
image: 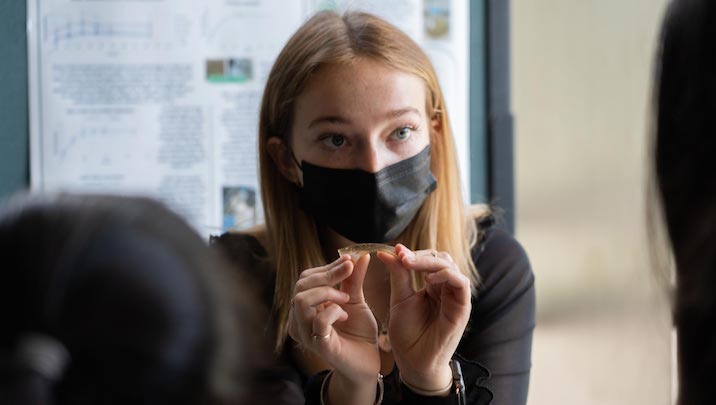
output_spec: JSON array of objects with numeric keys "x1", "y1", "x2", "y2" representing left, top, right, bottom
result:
[
  {"x1": 652, "y1": 0, "x2": 716, "y2": 403},
  {"x1": 0, "y1": 193, "x2": 262, "y2": 404}
]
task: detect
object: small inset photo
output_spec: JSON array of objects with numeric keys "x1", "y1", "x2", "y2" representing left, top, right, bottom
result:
[
  {"x1": 206, "y1": 58, "x2": 253, "y2": 83},
  {"x1": 424, "y1": 0, "x2": 450, "y2": 39},
  {"x1": 222, "y1": 186, "x2": 257, "y2": 230}
]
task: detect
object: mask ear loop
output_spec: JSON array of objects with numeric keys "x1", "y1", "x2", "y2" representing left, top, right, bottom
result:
[
  {"x1": 288, "y1": 148, "x2": 303, "y2": 172},
  {"x1": 287, "y1": 148, "x2": 305, "y2": 187}
]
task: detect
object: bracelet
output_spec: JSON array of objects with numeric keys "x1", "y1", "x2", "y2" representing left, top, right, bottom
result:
[
  {"x1": 399, "y1": 358, "x2": 466, "y2": 403},
  {"x1": 319, "y1": 369, "x2": 334, "y2": 405},
  {"x1": 376, "y1": 373, "x2": 384, "y2": 405},
  {"x1": 450, "y1": 359, "x2": 467, "y2": 405},
  {"x1": 320, "y1": 369, "x2": 384, "y2": 405},
  {"x1": 399, "y1": 372, "x2": 452, "y2": 396}
]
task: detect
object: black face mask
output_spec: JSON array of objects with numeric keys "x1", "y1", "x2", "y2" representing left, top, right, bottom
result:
[{"x1": 294, "y1": 145, "x2": 437, "y2": 243}]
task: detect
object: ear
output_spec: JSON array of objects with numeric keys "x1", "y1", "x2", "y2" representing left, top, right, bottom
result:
[
  {"x1": 267, "y1": 137, "x2": 302, "y2": 185},
  {"x1": 430, "y1": 115, "x2": 443, "y2": 139}
]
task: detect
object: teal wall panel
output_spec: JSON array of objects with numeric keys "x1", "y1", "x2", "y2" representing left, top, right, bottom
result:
[
  {"x1": 0, "y1": 1, "x2": 29, "y2": 198},
  {"x1": 470, "y1": 0, "x2": 487, "y2": 203}
]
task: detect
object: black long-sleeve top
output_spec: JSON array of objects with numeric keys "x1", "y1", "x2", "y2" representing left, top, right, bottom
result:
[{"x1": 211, "y1": 219, "x2": 535, "y2": 405}]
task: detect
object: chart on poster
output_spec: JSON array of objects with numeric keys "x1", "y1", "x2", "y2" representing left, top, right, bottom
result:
[{"x1": 28, "y1": 0, "x2": 468, "y2": 235}]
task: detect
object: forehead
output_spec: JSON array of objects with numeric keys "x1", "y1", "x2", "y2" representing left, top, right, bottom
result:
[{"x1": 294, "y1": 58, "x2": 428, "y2": 123}]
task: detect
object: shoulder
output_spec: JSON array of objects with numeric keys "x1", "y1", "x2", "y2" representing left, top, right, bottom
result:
[
  {"x1": 458, "y1": 220, "x2": 536, "y2": 362},
  {"x1": 467, "y1": 219, "x2": 535, "y2": 335},
  {"x1": 472, "y1": 221, "x2": 533, "y2": 298}
]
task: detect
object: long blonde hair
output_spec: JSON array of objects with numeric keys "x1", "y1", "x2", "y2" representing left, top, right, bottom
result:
[{"x1": 258, "y1": 11, "x2": 484, "y2": 352}]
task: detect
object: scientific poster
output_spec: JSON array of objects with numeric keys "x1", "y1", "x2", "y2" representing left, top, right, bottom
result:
[{"x1": 28, "y1": 0, "x2": 469, "y2": 235}]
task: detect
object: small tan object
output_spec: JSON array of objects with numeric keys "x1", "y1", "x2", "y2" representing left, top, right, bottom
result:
[{"x1": 337, "y1": 243, "x2": 397, "y2": 260}]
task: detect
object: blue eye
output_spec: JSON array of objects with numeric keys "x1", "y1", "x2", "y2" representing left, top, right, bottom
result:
[
  {"x1": 394, "y1": 126, "x2": 414, "y2": 140},
  {"x1": 330, "y1": 135, "x2": 345, "y2": 146},
  {"x1": 321, "y1": 134, "x2": 346, "y2": 148}
]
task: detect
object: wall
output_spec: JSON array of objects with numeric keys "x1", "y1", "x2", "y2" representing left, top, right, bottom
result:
[{"x1": 512, "y1": 1, "x2": 673, "y2": 404}]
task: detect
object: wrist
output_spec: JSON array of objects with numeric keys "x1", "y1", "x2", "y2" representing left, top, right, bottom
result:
[
  {"x1": 399, "y1": 364, "x2": 452, "y2": 397},
  {"x1": 326, "y1": 369, "x2": 378, "y2": 405}
]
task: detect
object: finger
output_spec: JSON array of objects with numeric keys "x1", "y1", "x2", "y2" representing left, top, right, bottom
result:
[
  {"x1": 295, "y1": 261, "x2": 353, "y2": 292},
  {"x1": 312, "y1": 303, "x2": 349, "y2": 341},
  {"x1": 398, "y1": 250, "x2": 455, "y2": 273},
  {"x1": 293, "y1": 286, "x2": 351, "y2": 315},
  {"x1": 424, "y1": 268, "x2": 471, "y2": 304},
  {"x1": 293, "y1": 287, "x2": 350, "y2": 343},
  {"x1": 377, "y1": 249, "x2": 413, "y2": 305},
  {"x1": 299, "y1": 254, "x2": 352, "y2": 279},
  {"x1": 412, "y1": 249, "x2": 440, "y2": 258},
  {"x1": 396, "y1": 244, "x2": 451, "y2": 260},
  {"x1": 437, "y1": 251, "x2": 453, "y2": 262},
  {"x1": 340, "y1": 253, "x2": 369, "y2": 302}
]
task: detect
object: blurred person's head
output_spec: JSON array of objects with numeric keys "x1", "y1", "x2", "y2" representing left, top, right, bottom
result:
[
  {"x1": 0, "y1": 194, "x2": 249, "y2": 404},
  {"x1": 652, "y1": 0, "x2": 716, "y2": 403}
]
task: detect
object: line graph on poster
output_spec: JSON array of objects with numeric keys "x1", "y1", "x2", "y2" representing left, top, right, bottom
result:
[
  {"x1": 52, "y1": 125, "x2": 140, "y2": 163},
  {"x1": 41, "y1": 12, "x2": 193, "y2": 56}
]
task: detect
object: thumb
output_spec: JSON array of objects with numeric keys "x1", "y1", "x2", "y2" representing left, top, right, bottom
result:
[
  {"x1": 340, "y1": 254, "x2": 369, "y2": 302},
  {"x1": 376, "y1": 250, "x2": 413, "y2": 306}
]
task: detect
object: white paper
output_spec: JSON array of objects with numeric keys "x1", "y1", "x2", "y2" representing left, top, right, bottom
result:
[
  {"x1": 28, "y1": 0, "x2": 470, "y2": 235},
  {"x1": 423, "y1": 0, "x2": 471, "y2": 200}
]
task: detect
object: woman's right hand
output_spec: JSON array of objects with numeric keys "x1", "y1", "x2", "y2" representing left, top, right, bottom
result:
[{"x1": 288, "y1": 254, "x2": 381, "y2": 391}]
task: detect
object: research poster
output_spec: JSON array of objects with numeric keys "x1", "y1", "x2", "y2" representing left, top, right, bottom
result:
[{"x1": 28, "y1": 0, "x2": 468, "y2": 236}]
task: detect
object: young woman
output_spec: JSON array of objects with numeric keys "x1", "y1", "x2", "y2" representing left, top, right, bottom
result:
[{"x1": 214, "y1": 11, "x2": 535, "y2": 405}]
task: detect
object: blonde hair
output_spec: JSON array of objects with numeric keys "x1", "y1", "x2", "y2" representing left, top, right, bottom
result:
[{"x1": 258, "y1": 11, "x2": 485, "y2": 352}]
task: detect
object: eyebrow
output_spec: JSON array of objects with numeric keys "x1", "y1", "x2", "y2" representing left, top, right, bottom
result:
[
  {"x1": 308, "y1": 115, "x2": 351, "y2": 128},
  {"x1": 307, "y1": 107, "x2": 421, "y2": 129}
]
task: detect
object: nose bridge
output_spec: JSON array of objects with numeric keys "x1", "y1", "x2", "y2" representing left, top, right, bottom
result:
[{"x1": 357, "y1": 137, "x2": 384, "y2": 173}]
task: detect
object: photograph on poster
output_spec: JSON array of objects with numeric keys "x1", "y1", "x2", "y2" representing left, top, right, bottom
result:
[
  {"x1": 206, "y1": 58, "x2": 253, "y2": 83},
  {"x1": 424, "y1": 0, "x2": 450, "y2": 39},
  {"x1": 222, "y1": 185, "x2": 256, "y2": 230}
]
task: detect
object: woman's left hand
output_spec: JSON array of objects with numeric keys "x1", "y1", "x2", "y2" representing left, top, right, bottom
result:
[{"x1": 376, "y1": 244, "x2": 472, "y2": 393}]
